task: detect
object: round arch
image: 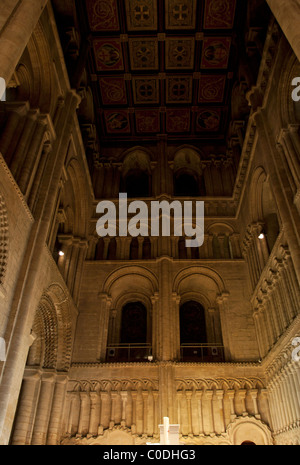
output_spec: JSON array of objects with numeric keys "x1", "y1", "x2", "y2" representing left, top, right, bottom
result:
[
  {"x1": 27, "y1": 283, "x2": 72, "y2": 371},
  {"x1": 226, "y1": 416, "x2": 273, "y2": 445},
  {"x1": 120, "y1": 148, "x2": 152, "y2": 198},
  {"x1": 102, "y1": 265, "x2": 159, "y2": 296},
  {"x1": 172, "y1": 147, "x2": 205, "y2": 196},
  {"x1": 173, "y1": 265, "x2": 227, "y2": 296}
]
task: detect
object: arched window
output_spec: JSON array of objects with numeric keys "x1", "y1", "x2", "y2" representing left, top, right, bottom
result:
[
  {"x1": 120, "y1": 302, "x2": 147, "y2": 344},
  {"x1": 124, "y1": 169, "x2": 150, "y2": 198},
  {"x1": 174, "y1": 171, "x2": 200, "y2": 197},
  {"x1": 121, "y1": 150, "x2": 152, "y2": 198},
  {"x1": 106, "y1": 299, "x2": 152, "y2": 362},
  {"x1": 180, "y1": 301, "x2": 208, "y2": 362},
  {"x1": 180, "y1": 301, "x2": 207, "y2": 344},
  {"x1": 173, "y1": 148, "x2": 205, "y2": 197}
]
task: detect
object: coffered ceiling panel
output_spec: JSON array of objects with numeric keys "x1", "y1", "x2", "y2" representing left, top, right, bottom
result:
[
  {"x1": 86, "y1": 0, "x2": 120, "y2": 31},
  {"x1": 93, "y1": 39, "x2": 124, "y2": 71},
  {"x1": 125, "y1": 0, "x2": 158, "y2": 31},
  {"x1": 99, "y1": 77, "x2": 128, "y2": 105},
  {"x1": 135, "y1": 109, "x2": 161, "y2": 133},
  {"x1": 203, "y1": 0, "x2": 237, "y2": 29},
  {"x1": 165, "y1": 0, "x2": 197, "y2": 30},
  {"x1": 129, "y1": 38, "x2": 159, "y2": 71},
  {"x1": 82, "y1": 0, "x2": 242, "y2": 143}
]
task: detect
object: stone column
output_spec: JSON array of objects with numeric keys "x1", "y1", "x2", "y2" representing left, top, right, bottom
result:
[
  {"x1": 31, "y1": 372, "x2": 56, "y2": 445},
  {"x1": 153, "y1": 391, "x2": 159, "y2": 437},
  {"x1": 227, "y1": 390, "x2": 236, "y2": 422},
  {"x1": 120, "y1": 391, "x2": 127, "y2": 428},
  {"x1": 0, "y1": 0, "x2": 48, "y2": 84},
  {"x1": 216, "y1": 390, "x2": 225, "y2": 433},
  {"x1": 253, "y1": 310, "x2": 264, "y2": 358},
  {"x1": 11, "y1": 369, "x2": 41, "y2": 445},
  {"x1": 267, "y1": 383, "x2": 278, "y2": 432},
  {"x1": 158, "y1": 258, "x2": 173, "y2": 361},
  {"x1": 216, "y1": 292, "x2": 231, "y2": 360},
  {"x1": 266, "y1": 0, "x2": 300, "y2": 63},
  {"x1": 176, "y1": 391, "x2": 182, "y2": 433},
  {"x1": 239, "y1": 389, "x2": 247, "y2": 416},
  {"x1": 97, "y1": 293, "x2": 112, "y2": 362},
  {"x1": 77, "y1": 392, "x2": 90, "y2": 437},
  {"x1": 185, "y1": 390, "x2": 193, "y2": 436},
  {"x1": 88, "y1": 392, "x2": 100, "y2": 437},
  {"x1": 151, "y1": 293, "x2": 159, "y2": 360},
  {"x1": 46, "y1": 375, "x2": 68, "y2": 445},
  {"x1": 195, "y1": 391, "x2": 203, "y2": 435},
  {"x1": 205, "y1": 390, "x2": 214, "y2": 435},
  {"x1": 142, "y1": 391, "x2": 148, "y2": 435},
  {"x1": 131, "y1": 391, "x2": 137, "y2": 434},
  {"x1": 171, "y1": 293, "x2": 181, "y2": 360},
  {"x1": 249, "y1": 389, "x2": 260, "y2": 419}
]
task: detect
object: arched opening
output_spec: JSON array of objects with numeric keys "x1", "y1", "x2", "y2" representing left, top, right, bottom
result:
[
  {"x1": 180, "y1": 301, "x2": 208, "y2": 361},
  {"x1": 120, "y1": 149, "x2": 152, "y2": 198},
  {"x1": 108, "y1": 301, "x2": 150, "y2": 362},
  {"x1": 107, "y1": 238, "x2": 117, "y2": 260},
  {"x1": 174, "y1": 170, "x2": 201, "y2": 196},
  {"x1": 173, "y1": 148, "x2": 205, "y2": 197},
  {"x1": 123, "y1": 169, "x2": 150, "y2": 198},
  {"x1": 142, "y1": 237, "x2": 151, "y2": 259},
  {"x1": 130, "y1": 237, "x2": 139, "y2": 260},
  {"x1": 241, "y1": 441, "x2": 256, "y2": 445},
  {"x1": 120, "y1": 302, "x2": 147, "y2": 344}
]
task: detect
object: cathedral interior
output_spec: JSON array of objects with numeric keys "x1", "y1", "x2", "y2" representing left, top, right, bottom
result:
[{"x1": 0, "y1": 0, "x2": 300, "y2": 446}]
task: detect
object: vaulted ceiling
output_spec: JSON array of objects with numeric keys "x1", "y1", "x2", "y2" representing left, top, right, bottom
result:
[{"x1": 53, "y1": 0, "x2": 270, "y2": 149}]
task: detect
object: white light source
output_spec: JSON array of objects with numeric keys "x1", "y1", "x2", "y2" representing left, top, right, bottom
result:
[
  {"x1": 148, "y1": 355, "x2": 153, "y2": 362},
  {"x1": 58, "y1": 251, "x2": 65, "y2": 257},
  {"x1": 258, "y1": 233, "x2": 265, "y2": 240}
]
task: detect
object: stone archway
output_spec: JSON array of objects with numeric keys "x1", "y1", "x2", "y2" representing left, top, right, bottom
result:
[{"x1": 226, "y1": 416, "x2": 274, "y2": 445}]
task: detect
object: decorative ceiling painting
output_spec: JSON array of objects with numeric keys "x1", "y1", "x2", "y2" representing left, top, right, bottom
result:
[{"x1": 84, "y1": 0, "x2": 239, "y2": 142}]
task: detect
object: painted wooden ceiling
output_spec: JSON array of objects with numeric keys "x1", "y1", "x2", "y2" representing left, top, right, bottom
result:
[{"x1": 81, "y1": 0, "x2": 241, "y2": 143}]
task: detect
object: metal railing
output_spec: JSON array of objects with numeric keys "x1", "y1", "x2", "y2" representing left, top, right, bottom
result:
[
  {"x1": 106, "y1": 343, "x2": 152, "y2": 363},
  {"x1": 105, "y1": 343, "x2": 225, "y2": 363},
  {"x1": 180, "y1": 343, "x2": 225, "y2": 362}
]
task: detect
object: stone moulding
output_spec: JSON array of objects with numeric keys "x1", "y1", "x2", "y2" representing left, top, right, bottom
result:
[
  {"x1": 60, "y1": 415, "x2": 273, "y2": 446},
  {"x1": 70, "y1": 360, "x2": 263, "y2": 368}
]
